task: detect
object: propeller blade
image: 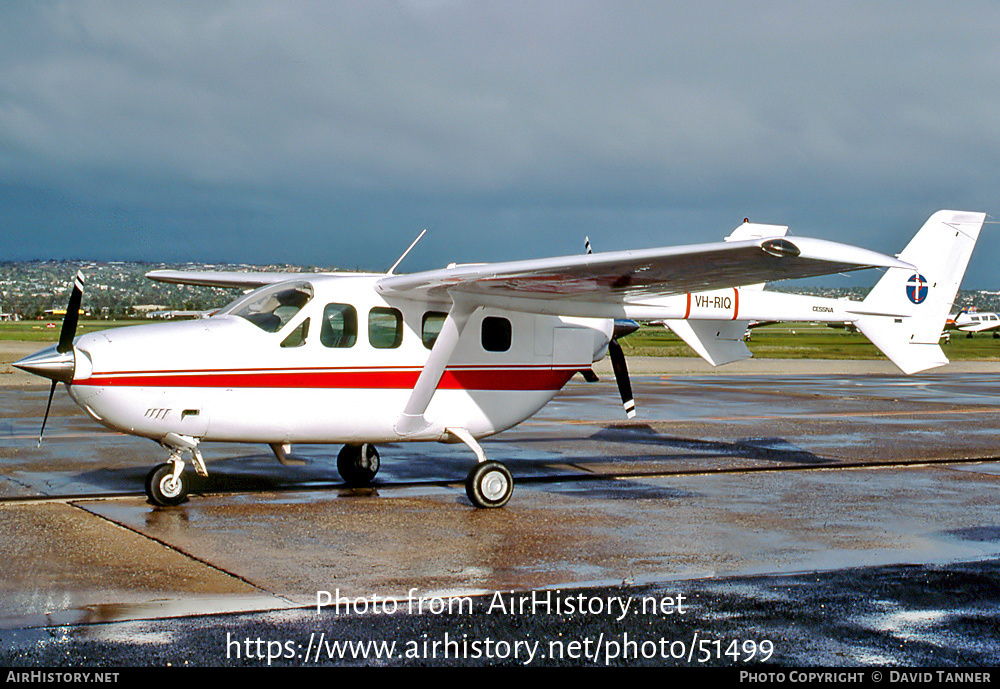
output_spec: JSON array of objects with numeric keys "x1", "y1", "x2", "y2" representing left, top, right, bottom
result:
[
  {"x1": 38, "y1": 380, "x2": 57, "y2": 446},
  {"x1": 33, "y1": 271, "x2": 84, "y2": 445},
  {"x1": 608, "y1": 339, "x2": 635, "y2": 418},
  {"x1": 58, "y1": 271, "x2": 85, "y2": 354}
]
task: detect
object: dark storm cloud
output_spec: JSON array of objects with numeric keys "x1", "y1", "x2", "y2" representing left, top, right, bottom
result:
[{"x1": 1, "y1": 1, "x2": 997, "y2": 284}]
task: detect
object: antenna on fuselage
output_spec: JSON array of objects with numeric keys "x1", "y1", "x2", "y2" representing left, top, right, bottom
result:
[{"x1": 387, "y1": 229, "x2": 428, "y2": 276}]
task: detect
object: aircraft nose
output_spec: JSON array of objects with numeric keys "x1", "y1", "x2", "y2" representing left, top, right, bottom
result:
[{"x1": 13, "y1": 344, "x2": 76, "y2": 384}]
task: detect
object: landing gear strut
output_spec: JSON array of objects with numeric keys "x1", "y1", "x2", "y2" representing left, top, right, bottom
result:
[{"x1": 338, "y1": 443, "x2": 380, "y2": 485}]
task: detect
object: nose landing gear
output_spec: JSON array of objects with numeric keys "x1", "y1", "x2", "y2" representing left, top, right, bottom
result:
[
  {"x1": 145, "y1": 461, "x2": 189, "y2": 507},
  {"x1": 144, "y1": 433, "x2": 205, "y2": 507}
]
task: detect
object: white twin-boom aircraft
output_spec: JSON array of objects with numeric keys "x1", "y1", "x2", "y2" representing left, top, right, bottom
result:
[{"x1": 15, "y1": 210, "x2": 985, "y2": 508}]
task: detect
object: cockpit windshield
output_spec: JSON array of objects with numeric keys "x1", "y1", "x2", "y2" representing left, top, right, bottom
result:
[{"x1": 218, "y1": 281, "x2": 314, "y2": 333}]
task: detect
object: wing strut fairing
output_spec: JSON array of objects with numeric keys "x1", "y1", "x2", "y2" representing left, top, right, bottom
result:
[{"x1": 395, "y1": 298, "x2": 477, "y2": 436}]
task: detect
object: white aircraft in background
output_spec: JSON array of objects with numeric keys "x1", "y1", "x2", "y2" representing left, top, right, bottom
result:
[
  {"x1": 945, "y1": 309, "x2": 1000, "y2": 338},
  {"x1": 14, "y1": 210, "x2": 984, "y2": 508}
]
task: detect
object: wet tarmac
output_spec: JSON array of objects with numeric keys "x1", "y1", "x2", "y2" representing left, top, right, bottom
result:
[{"x1": 2, "y1": 368, "x2": 1000, "y2": 667}]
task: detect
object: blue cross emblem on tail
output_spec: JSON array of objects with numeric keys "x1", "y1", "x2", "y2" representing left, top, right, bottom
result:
[{"x1": 906, "y1": 274, "x2": 928, "y2": 304}]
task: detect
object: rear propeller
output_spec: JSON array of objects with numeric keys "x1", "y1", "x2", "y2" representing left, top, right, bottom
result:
[
  {"x1": 583, "y1": 237, "x2": 639, "y2": 419},
  {"x1": 583, "y1": 237, "x2": 640, "y2": 419},
  {"x1": 609, "y1": 319, "x2": 639, "y2": 418}
]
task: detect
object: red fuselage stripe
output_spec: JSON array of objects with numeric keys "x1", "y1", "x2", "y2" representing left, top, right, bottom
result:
[{"x1": 74, "y1": 367, "x2": 578, "y2": 391}]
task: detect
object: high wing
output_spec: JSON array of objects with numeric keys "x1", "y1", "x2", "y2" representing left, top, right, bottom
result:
[
  {"x1": 376, "y1": 236, "x2": 912, "y2": 316},
  {"x1": 146, "y1": 270, "x2": 301, "y2": 289},
  {"x1": 384, "y1": 233, "x2": 911, "y2": 436},
  {"x1": 146, "y1": 235, "x2": 912, "y2": 316},
  {"x1": 146, "y1": 270, "x2": 383, "y2": 289}
]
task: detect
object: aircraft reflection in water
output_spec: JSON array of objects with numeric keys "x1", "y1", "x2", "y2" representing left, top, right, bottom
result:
[{"x1": 15, "y1": 211, "x2": 984, "y2": 508}]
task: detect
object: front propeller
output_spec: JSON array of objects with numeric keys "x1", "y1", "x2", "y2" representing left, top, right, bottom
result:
[{"x1": 14, "y1": 271, "x2": 85, "y2": 445}]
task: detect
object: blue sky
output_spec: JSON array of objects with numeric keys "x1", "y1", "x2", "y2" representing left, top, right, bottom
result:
[{"x1": 2, "y1": 1, "x2": 998, "y2": 287}]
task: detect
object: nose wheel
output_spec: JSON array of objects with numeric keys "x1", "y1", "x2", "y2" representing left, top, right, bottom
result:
[
  {"x1": 144, "y1": 434, "x2": 204, "y2": 507},
  {"x1": 145, "y1": 462, "x2": 189, "y2": 506}
]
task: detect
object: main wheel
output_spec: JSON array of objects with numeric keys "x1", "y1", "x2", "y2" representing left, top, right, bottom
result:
[
  {"x1": 337, "y1": 444, "x2": 380, "y2": 485},
  {"x1": 466, "y1": 461, "x2": 513, "y2": 509},
  {"x1": 146, "y1": 463, "x2": 189, "y2": 507}
]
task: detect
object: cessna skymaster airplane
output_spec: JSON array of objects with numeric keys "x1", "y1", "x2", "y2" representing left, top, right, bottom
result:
[{"x1": 15, "y1": 210, "x2": 984, "y2": 508}]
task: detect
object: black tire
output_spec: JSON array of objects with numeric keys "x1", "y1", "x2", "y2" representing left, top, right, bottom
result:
[
  {"x1": 466, "y1": 461, "x2": 513, "y2": 509},
  {"x1": 337, "y1": 444, "x2": 380, "y2": 485},
  {"x1": 146, "y1": 463, "x2": 189, "y2": 506}
]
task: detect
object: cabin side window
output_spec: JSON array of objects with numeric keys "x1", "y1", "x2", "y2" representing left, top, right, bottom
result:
[
  {"x1": 280, "y1": 318, "x2": 310, "y2": 348},
  {"x1": 422, "y1": 311, "x2": 448, "y2": 350},
  {"x1": 369, "y1": 307, "x2": 403, "y2": 349},
  {"x1": 321, "y1": 304, "x2": 357, "y2": 348},
  {"x1": 481, "y1": 316, "x2": 512, "y2": 352}
]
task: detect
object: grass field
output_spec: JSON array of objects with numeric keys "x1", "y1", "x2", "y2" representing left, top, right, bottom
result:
[
  {"x1": 616, "y1": 324, "x2": 1000, "y2": 361},
  {"x1": 0, "y1": 320, "x2": 144, "y2": 342},
  {"x1": 3, "y1": 320, "x2": 999, "y2": 361}
]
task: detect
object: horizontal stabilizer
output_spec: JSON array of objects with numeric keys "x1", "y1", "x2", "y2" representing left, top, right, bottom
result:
[
  {"x1": 664, "y1": 319, "x2": 752, "y2": 366},
  {"x1": 854, "y1": 320, "x2": 949, "y2": 374}
]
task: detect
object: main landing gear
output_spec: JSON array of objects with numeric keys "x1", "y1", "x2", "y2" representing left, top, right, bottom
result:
[
  {"x1": 337, "y1": 432, "x2": 515, "y2": 509},
  {"x1": 337, "y1": 443, "x2": 380, "y2": 485},
  {"x1": 142, "y1": 433, "x2": 513, "y2": 510},
  {"x1": 448, "y1": 427, "x2": 513, "y2": 509},
  {"x1": 465, "y1": 460, "x2": 513, "y2": 509}
]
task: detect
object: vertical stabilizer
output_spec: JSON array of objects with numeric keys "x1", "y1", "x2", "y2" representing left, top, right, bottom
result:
[{"x1": 854, "y1": 210, "x2": 985, "y2": 374}]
